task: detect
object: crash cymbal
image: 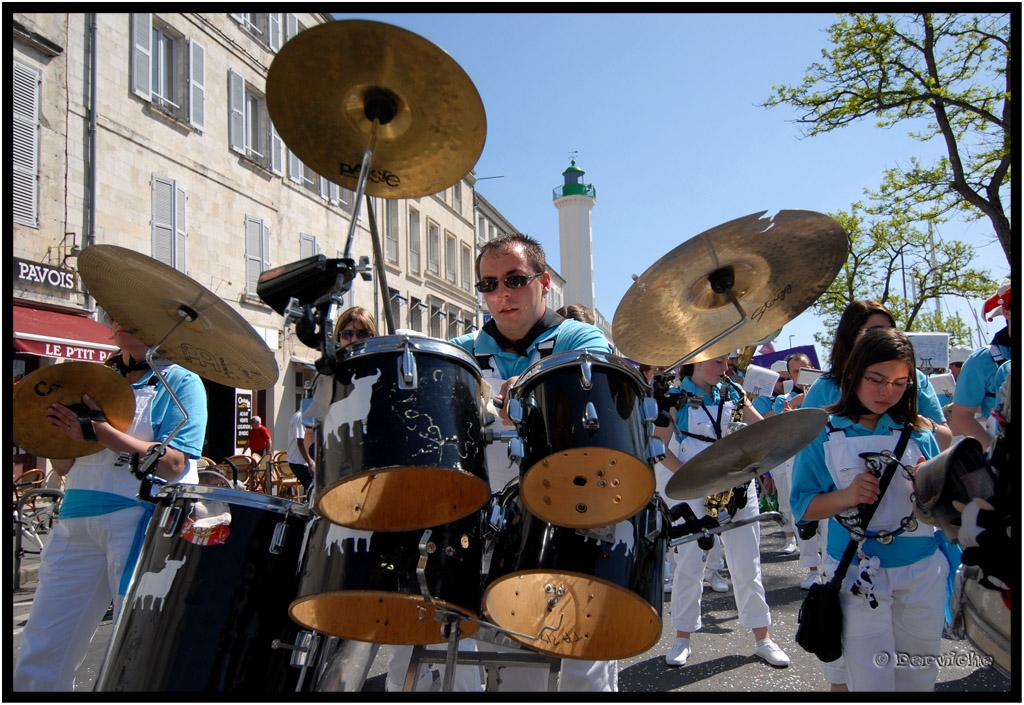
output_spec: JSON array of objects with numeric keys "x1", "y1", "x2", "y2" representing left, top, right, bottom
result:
[
  {"x1": 13, "y1": 362, "x2": 136, "y2": 459},
  {"x1": 77, "y1": 245, "x2": 278, "y2": 389},
  {"x1": 613, "y1": 210, "x2": 847, "y2": 366},
  {"x1": 665, "y1": 408, "x2": 828, "y2": 500},
  {"x1": 266, "y1": 20, "x2": 486, "y2": 199}
]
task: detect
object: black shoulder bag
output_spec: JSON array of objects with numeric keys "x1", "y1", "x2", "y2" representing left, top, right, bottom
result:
[{"x1": 795, "y1": 426, "x2": 913, "y2": 663}]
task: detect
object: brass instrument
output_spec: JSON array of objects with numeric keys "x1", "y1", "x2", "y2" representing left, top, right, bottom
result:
[{"x1": 704, "y1": 374, "x2": 751, "y2": 518}]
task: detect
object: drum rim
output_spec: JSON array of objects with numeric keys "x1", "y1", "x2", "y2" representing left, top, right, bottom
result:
[
  {"x1": 337, "y1": 334, "x2": 482, "y2": 374},
  {"x1": 513, "y1": 349, "x2": 648, "y2": 391},
  {"x1": 156, "y1": 482, "x2": 310, "y2": 516}
]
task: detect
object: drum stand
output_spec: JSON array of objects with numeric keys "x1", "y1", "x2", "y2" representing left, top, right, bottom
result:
[{"x1": 668, "y1": 505, "x2": 785, "y2": 547}]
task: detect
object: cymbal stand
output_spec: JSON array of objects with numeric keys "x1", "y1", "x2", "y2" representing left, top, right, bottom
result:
[
  {"x1": 668, "y1": 509, "x2": 785, "y2": 547},
  {"x1": 666, "y1": 265, "x2": 750, "y2": 370}
]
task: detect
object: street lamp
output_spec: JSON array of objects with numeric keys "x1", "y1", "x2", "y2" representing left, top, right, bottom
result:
[{"x1": 789, "y1": 335, "x2": 795, "y2": 348}]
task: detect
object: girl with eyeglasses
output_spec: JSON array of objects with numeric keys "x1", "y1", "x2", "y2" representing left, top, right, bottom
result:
[
  {"x1": 333, "y1": 306, "x2": 379, "y2": 344},
  {"x1": 791, "y1": 327, "x2": 947, "y2": 691}
]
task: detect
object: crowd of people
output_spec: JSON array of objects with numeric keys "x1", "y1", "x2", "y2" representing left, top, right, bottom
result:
[{"x1": 15, "y1": 233, "x2": 1010, "y2": 693}]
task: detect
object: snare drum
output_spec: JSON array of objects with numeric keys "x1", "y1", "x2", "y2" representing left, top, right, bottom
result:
[
  {"x1": 95, "y1": 485, "x2": 311, "y2": 692},
  {"x1": 316, "y1": 335, "x2": 490, "y2": 531},
  {"x1": 508, "y1": 350, "x2": 660, "y2": 528},
  {"x1": 482, "y1": 482, "x2": 666, "y2": 660},
  {"x1": 289, "y1": 509, "x2": 484, "y2": 645}
]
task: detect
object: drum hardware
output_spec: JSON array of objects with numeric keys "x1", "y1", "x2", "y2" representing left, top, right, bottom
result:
[
  {"x1": 416, "y1": 528, "x2": 438, "y2": 607},
  {"x1": 13, "y1": 362, "x2": 136, "y2": 459},
  {"x1": 399, "y1": 342, "x2": 418, "y2": 388},
  {"x1": 582, "y1": 402, "x2": 600, "y2": 431},
  {"x1": 613, "y1": 210, "x2": 847, "y2": 368},
  {"x1": 665, "y1": 407, "x2": 828, "y2": 499},
  {"x1": 77, "y1": 244, "x2": 278, "y2": 389},
  {"x1": 669, "y1": 510, "x2": 785, "y2": 547}
]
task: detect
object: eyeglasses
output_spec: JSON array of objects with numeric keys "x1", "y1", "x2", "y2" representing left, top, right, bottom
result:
[
  {"x1": 861, "y1": 372, "x2": 913, "y2": 392},
  {"x1": 474, "y1": 272, "x2": 543, "y2": 293},
  {"x1": 858, "y1": 324, "x2": 895, "y2": 336},
  {"x1": 339, "y1": 329, "x2": 372, "y2": 341}
]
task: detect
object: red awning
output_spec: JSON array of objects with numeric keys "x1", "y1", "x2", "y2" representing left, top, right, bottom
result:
[{"x1": 13, "y1": 305, "x2": 119, "y2": 362}]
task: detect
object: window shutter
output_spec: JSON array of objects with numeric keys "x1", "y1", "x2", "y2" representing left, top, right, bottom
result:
[
  {"x1": 328, "y1": 181, "x2": 339, "y2": 205},
  {"x1": 285, "y1": 14, "x2": 298, "y2": 43},
  {"x1": 175, "y1": 181, "x2": 187, "y2": 272},
  {"x1": 13, "y1": 61, "x2": 39, "y2": 228},
  {"x1": 269, "y1": 13, "x2": 281, "y2": 51},
  {"x1": 287, "y1": 149, "x2": 302, "y2": 184},
  {"x1": 300, "y1": 232, "x2": 316, "y2": 259},
  {"x1": 245, "y1": 216, "x2": 263, "y2": 294},
  {"x1": 152, "y1": 174, "x2": 175, "y2": 266},
  {"x1": 270, "y1": 122, "x2": 283, "y2": 175},
  {"x1": 187, "y1": 39, "x2": 205, "y2": 130},
  {"x1": 131, "y1": 14, "x2": 152, "y2": 100},
  {"x1": 228, "y1": 69, "x2": 245, "y2": 154}
]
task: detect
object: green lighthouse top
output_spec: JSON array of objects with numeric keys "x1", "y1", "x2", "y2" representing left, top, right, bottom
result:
[{"x1": 553, "y1": 159, "x2": 596, "y2": 200}]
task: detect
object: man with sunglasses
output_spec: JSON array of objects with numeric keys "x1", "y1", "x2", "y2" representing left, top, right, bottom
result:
[{"x1": 450, "y1": 233, "x2": 615, "y2": 692}]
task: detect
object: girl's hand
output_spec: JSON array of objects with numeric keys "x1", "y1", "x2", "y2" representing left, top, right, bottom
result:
[{"x1": 843, "y1": 470, "x2": 881, "y2": 509}]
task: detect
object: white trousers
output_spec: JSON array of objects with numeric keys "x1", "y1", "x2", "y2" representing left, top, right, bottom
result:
[
  {"x1": 775, "y1": 464, "x2": 822, "y2": 570},
  {"x1": 386, "y1": 642, "x2": 617, "y2": 692},
  {"x1": 825, "y1": 550, "x2": 948, "y2": 691},
  {"x1": 670, "y1": 483, "x2": 771, "y2": 633},
  {"x1": 14, "y1": 509, "x2": 142, "y2": 691}
]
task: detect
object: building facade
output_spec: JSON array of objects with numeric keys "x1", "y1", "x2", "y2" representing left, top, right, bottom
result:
[{"x1": 12, "y1": 12, "x2": 479, "y2": 469}]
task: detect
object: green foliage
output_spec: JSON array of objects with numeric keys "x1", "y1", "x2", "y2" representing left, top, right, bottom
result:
[{"x1": 764, "y1": 13, "x2": 1012, "y2": 263}]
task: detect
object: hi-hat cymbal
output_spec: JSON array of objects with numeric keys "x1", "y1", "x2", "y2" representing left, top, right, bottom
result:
[
  {"x1": 266, "y1": 20, "x2": 486, "y2": 199},
  {"x1": 665, "y1": 408, "x2": 828, "y2": 500},
  {"x1": 77, "y1": 246, "x2": 278, "y2": 390},
  {"x1": 613, "y1": 210, "x2": 847, "y2": 366},
  {"x1": 13, "y1": 362, "x2": 136, "y2": 459}
]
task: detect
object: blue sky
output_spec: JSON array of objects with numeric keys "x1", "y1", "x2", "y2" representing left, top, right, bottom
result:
[{"x1": 332, "y1": 11, "x2": 1010, "y2": 362}]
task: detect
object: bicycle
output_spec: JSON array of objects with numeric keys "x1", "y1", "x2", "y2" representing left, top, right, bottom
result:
[{"x1": 13, "y1": 486, "x2": 64, "y2": 589}]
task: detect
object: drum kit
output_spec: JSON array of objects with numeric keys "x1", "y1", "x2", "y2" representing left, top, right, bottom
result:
[{"x1": 14, "y1": 19, "x2": 877, "y2": 694}]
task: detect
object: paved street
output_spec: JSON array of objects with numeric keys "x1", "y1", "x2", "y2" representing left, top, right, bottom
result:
[{"x1": 13, "y1": 520, "x2": 1011, "y2": 694}]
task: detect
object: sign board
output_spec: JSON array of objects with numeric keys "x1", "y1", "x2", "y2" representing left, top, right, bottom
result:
[
  {"x1": 743, "y1": 364, "x2": 779, "y2": 400},
  {"x1": 929, "y1": 372, "x2": 956, "y2": 398},
  {"x1": 236, "y1": 393, "x2": 252, "y2": 447},
  {"x1": 905, "y1": 332, "x2": 950, "y2": 370}
]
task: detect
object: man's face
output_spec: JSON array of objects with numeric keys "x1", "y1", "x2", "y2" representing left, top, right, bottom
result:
[{"x1": 479, "y1": 244, "x2": 550, "y2": 342}]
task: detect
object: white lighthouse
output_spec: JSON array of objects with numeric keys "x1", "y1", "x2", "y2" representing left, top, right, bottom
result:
[{"x1": 553, "y1": 159, "x2": 597, "y2": 312}]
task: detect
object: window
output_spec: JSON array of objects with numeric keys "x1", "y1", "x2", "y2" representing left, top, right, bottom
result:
[
  {"x1": 319, "y1": 176, "x2": 340, "y2": 205},
  {"x1": 152, "y1": 175, "x2": 186, "y2": 272},
  {"x1": 453, "y1": 181, "x2": 462, "y2": 215},
  {"x1": 447, "y1": 308, "x2": 460, "y2": 339},
  {"x1": 445, "y1": 232, "x2": 458, "y2": 284},
  {"x1": 461, "y1": 244, "x2": 472, "y2": 291},
  {"x1": 429, "y1": 301, "x2": 444, "y2": 338},
  {"x1": 388, "y1": 288, "x2": 405, "y2": 326},
  {"x1": 408, "y1": 208, "x2": 421, "y2": 274},
  {"x1": 288, "y1": 150, "x2": 317, "y2": 192},
  {"x1": 410, "y1": 297, "x2": 425, "y2": 332},
  {"x1": 229, "y1": 69, "x2": 278, "y2": 170},
  {"x1": 13, "y1": 60, "x2": 40, "y2": 227},
  {"x1": 245, "y1": 215, "x2": 271, "y2": 295},
  {"x1": 385, "y1": 200, "x2": 400, "y2": 265},
  {"x1": 131, "y1": 14, "x2": 204, "y2": 130},
  {"x1": 299, "y1": 232, "x2": 317, "y2": 259},
  {"x1": 427, "y1": 221, "x2": 440, "y2": 276}
]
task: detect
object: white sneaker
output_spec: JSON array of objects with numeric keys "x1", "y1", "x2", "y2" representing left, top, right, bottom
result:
[
  {"x1": 665, "y1": 637, "x2": 691, "y2": 667},
  {"x1": 706, "y1": 569, "x2": 729, "y2": 593},
  {"x1": 780, "y1": 538, "x2": 798, "y2": 554},
  {"x1": 754, "y1": 638, "x2": 791, "y2": 668},
  {"x1": 800, "y1": 571, "x2": 823, "y2": 590}
]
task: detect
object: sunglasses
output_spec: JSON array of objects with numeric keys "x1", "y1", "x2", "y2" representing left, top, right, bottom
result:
[
  {"x1": 474, "y1": 272, "x2": 543, "y2": 293},
  {"x1": 339, "y1": 329, "x2": 372, "y2": 341}
]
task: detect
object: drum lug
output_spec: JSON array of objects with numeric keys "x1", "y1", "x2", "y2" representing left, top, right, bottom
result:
[
  {"x1": 270, "y1": 520, "x2": 289, "y2": 555},
  {"x1": 507, "y1": 397, "x2": 523, "y2": 424},
  {"x1": 159, "y1": 504, "x2": 183, "y2": 537},
  {"x1": 647, "y1": 436, "x2": 666, "y2": 464},
  {"x1": 508, "y1": 436, "x2": 526, "y2": 463},
  {"x1": 583, "y1": 402, "x2": 600, "y2": 431},
  {"x1": 398, "y1": 345, "x2": 418, "y2": 389},
  {"x1": 416, "y1": 529, "x2": 438, "y2": 605},
  {"x1": 642, "y1": 396, "x2": 660, "y2": 424},
  {"x1": 579, "y1": 358, "x2": 593, "y2": 390}
]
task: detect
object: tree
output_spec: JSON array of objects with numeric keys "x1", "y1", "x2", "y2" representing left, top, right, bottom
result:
[
  {"x1": 763, "y1": 13, "x2": 1012, "y2": 263},
  {"x1": 813, "y1": 205, "x2": 992, "y2": 350}
]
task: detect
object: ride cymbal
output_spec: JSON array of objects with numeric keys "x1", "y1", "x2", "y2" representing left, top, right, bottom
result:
[
  {"x1": 613, "y1": 210, "x2": 847, "y2": 366},
  {"x1": 14, "y1": 362, "x2": 136, "y2": 459},
  {"x1": 266, "y1": 20, "x2": 486, "y2": 199},
  {"x1": 77, "y1": 245, "x2": 278, "y2": 389},
  {"x1": 665, "y1": 408, "x2": 828, "y2": 499}
]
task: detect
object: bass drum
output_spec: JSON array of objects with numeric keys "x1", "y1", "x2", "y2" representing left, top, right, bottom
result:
[
  {"x1": 482, "y1": 482, "x2": 666, "y2": 660},
  {"x1": 509, "y1": 350, "x2": 659, "y2": 529},
  {"x1": 95, "y1": 485, "x2": 311, "y2": 692},
  {"x1": 289, "y1": 508, "x2": 484, "y2": 645},
  {"x1": 316, "y1": 335, "x2": 490, "y2": 531}
]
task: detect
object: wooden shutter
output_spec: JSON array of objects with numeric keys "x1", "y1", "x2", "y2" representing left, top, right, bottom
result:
[
  {"x1": 228, "y1": 69, "x2": 245, "y2": 154},
  {"x1": 152, "y1": 175, "x2": 175, "y2": 266},
  {"x1": 188, "y1": 39, "x2": 205, "y2": 130},
  {"x1": 131, "y1": 13, "x2": 152, "y2": 100},
  {"x1": 13, "y1": 61, "x2": 39, "y2": 227}
]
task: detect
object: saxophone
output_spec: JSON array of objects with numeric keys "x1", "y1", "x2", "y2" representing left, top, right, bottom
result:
[{"x1": 704, "y1": 374, "x2": 750, "y2": 518}]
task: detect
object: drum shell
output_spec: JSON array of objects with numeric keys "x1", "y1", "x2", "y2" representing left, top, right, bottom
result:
[
  {"x1": 510, "y1": 350, "x2": 656, "y2": 528},
  {"x1": 289, "y1": 510, "x2": 485, "y2": 645},
  {"x1": 96, "y1": 485, "x2": 310, "y2": 692},
  {"x1": 316, "y1": 336, "x2": 490, "y2": 531},
  {"x1": 482, "y1": 483, "x2": 665, "y2": 660}
]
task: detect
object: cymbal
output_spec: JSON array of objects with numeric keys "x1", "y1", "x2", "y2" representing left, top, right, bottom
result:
[
  {"x1": 13, "y1": 362, "x2": 136, "y2": 459},
  {"x1": 77, "y1": 245, "x2": 278, "y2": 390},
  {"x1": 613, "y1": 210, "x2": 847, "y2": 366},
  {"x1": 665, "y1": 408, "x2": 828, "y2": 499},
  {"x1": 266, "y1": 20, "x2": 486, "y2": 199}
]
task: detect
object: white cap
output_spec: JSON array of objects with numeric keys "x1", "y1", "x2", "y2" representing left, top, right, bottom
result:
[
  {"x1": 770, "y1": 359, "x2": 789, "y2": 373},
  {"x1": 948, "y1": 345, "x2": 973, "y2": 365}
]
